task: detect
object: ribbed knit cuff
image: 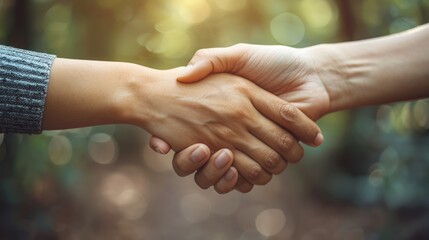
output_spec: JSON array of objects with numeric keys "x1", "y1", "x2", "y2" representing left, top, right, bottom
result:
[{"x1": 0, "y1": 45, "x2": 56, "y2": 134}]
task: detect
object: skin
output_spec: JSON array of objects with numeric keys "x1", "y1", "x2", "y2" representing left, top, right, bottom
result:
[
  {"x1": 150, "y1": 23, "x2": 429, "y2": 194},
  {"x1": 42, "y1": 59, "x2": 322, "y2": 189}
]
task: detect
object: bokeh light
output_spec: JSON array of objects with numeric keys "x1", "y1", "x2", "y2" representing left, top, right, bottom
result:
[
  {"x1": 379, "y1": 147, "x2": 400, "y2": 175},
  {"x1": 43, "y1": 3, "x2": 72, "y2": 53},
  {"x1": 88, "y1": 133, "x2": 118, "y2": 165},
  {"x1": 368, "y1": 168, "x2": 384, "y2": 187},
  {"x1": 210, "y1": 192, "x2": 241, "y2": 216},
  {"x1": 255, "y1": 208, "x2": 286, "y2": 237},
  {"x1": 48, "y1": 135, "x2": 73, "y2": 165},
  {"x1": 413, "y1": 100, "x2": 429, "y2": 130},
  {"x1": 299, "y1": 0, "x2": 334, "y2": 28},
  {"x1": 214, "y1": 0, "x2": 247, "y2": 11},
  {"x1": 177, "y1": 0, "x2": 211, "y2": 24},
  {"x1": 100, "y1": 168, "x2": 149, "y2": 221},
  {"x1": 161, "y1": 30, "x2": 193, "y2": 59},
  {"x1": 180, "y1": 193, "x2": 212, "y2": 223},
  {"x1": 400, "y1": 102, "x2": 412, "y2": 131},
  {"x1": 270, "y1": 13, "x2": 305, "y2": 45},
  {"x1": 376, "y1": 105, "x2": 393, "y2": 133}
]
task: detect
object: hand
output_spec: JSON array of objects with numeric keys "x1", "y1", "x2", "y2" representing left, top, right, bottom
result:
[
  {"x1": 150, "y1": 44, "x2": 329, "y2": 193},
  {"x1": 178, "y1": 43, "x2": 331, "y2": 120},
  {"x1": 138, "y1": 69, "x2": 322, "y2": 189}
]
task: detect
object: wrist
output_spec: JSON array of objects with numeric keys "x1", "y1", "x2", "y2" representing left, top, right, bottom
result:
[
  {"x1": 307, "y1": 43, "x2": 373, "y2": 114},
  {"x1": 112, "y1": 64, "x2": 159, "y2": 129}
]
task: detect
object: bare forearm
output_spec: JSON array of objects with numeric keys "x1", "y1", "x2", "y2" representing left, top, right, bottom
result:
[
  {"x1": 312, "y1": 24, "x2": 429, "y2": 113},
  {"x1": 42, "y1": 58, "x2": 151, "y2": 130}
]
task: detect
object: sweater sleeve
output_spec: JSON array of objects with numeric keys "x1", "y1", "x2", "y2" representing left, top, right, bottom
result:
[{"x1": 0, "y1": 45, "x2": 56, "y2": 134}]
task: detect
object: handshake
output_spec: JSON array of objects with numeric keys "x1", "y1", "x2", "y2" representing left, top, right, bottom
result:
[
  {"x1": 41, "y1": 24, "x2": 429, "y2": 194},
  {"x1": 145, "y1": 44, "x2": 329, "y2": 194}
]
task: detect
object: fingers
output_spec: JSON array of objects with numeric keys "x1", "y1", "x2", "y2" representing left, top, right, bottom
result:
[
  {"x1": 172, "y1": 144, "x2": 211, "y2": 177},
  {"x1": 249, "y1": 114, "x2": 304, "y2": 165},
  {"x1": 194, "y1": 149, "x2": 234, "y2": 189},
  {"x1": 214, "y1": 167, "x2": 239, "y2": 194},
  {"x1": 235, "y1": 133, "x2": 288, "y2": 175},
  {"x1": 235, "y1": 173, "x2": 254, "y2": 193},
  {"x1": 171, "y1": 145, "x2": 238, "y2": 194},
  {"x1": 149, "y1": 136, "x2": 172, "y2": 154},
  {"x1": 170, "y1": 145, "x2": 262, "y2": 194},
  {"x1": 177, "y1": 44, "x2": 247, "y2": 83},
  {"x1": 249, "y1": 90, "x2": 324, "y2": 146},
  {"x1": 232, "y1": 150, "x2": 273, "y2": 186}
]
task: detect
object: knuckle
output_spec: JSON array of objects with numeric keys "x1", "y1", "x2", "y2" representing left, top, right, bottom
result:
[
  {"x1": 207, "y1": 125, "x2": 239, "y2": 148},
  {"x1": 232, "y1": 107, "x2": 249, "y2": 119},
  {"x1": 231, "y1": 78, "x2": 250, "y2": 94},
  {"x1": 263, "y1": 150, "x2": 282, "y2": 170},
  {"x1": 280, "y1": 103, "x2": 297, "y2": 122},
  {"x1": 246, "y1": 165, "x2": 264, "y2": 182},
  {"x1": 223, "y1": 106, "x2": 252, "y2": 126},
  {"x1": 280, "y1": 133, "x2": 295, "y2": 152},
  {"x1": 194, "y1": 49, "x2": 209, "y2": 59},
  {"x1": 230, "y1": 43, "x2": 249, "y2": 72}
]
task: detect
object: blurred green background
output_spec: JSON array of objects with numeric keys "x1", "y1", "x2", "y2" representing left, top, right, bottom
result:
[{"x1": 1, "y1": 0, "x2": 429, "y2": 239}]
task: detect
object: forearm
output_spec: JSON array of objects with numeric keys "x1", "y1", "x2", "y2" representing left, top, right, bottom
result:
[
  {"x1": 312, "y1": 24, "x2": 429, "y2": 113},
  {"x1": 42, "y1": 58, "x2": 152, "y2": 130}
]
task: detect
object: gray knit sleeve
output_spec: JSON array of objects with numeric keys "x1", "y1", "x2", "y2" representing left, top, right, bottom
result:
[{"x1": 0, "y1": 45, "x2": 56, "y2": 134}]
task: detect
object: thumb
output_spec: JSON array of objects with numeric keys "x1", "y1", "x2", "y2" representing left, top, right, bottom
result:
[
  {"x1": 177, "y1": 60, "x2": 214, "y2": 83},
  {"x1": 177, "y1": 45, "x2": 247, "y2": 83}
]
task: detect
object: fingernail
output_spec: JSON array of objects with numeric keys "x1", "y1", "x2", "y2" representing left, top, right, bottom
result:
[
  {"x1": 313, "y1": 133, "x2": 324, "y2": 146},
  {"x1": 224, "y1": 168, "x2": 236, "y2": 182},
  {"x1": 215, "y1": 150, "x2": 230, "y2": 169},
  {"x1": 154, "y1": 147, "x2": 162, "y2": 154},
  {"x1": 179, "y1": 64, "x2": 193, "y2": 77},
  {"x1": 191, "y1": 145, "x2": 207, "y2": 163}
]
